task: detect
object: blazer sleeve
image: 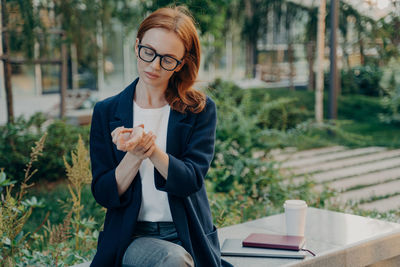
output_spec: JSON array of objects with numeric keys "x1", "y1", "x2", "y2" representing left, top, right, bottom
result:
[
  {"x1": 154, "y1": 98, "x2": 217, "y2": 197},
  {"x1": 90, "y1": 102, "x2": 133, "y2": 209}
]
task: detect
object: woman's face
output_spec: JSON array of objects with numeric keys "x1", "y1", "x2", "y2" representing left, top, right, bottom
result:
[{"x1": 135, "y1": 28, "x2": 185, "y2": 89}]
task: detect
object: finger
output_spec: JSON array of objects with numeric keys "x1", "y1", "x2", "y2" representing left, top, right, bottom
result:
[
  {"x1": 111, "y1": 127, "x2": 123, "y2": 143},
  {"x1": 120, "y1": 128, "x2": 133, "y2": 134},
  {"x1": 135, "y1": 138, "x2": 150, "y2": 154},
  {"x1": 131, "y1": 129, "x2": 148, "y2": 147},
  {"x1": 126, "y1": 132, "x2": 142, "y2": 146},
  {"x1": 125, "y1": 137, "x2": 141, "y2": 151},
  {"x1": 131, "y1": 126, "x2": 144, "y2": 140},
  {"x1": 138, "y1": 124, "x2": 144, "y2": 128},
  {"x1": 139, "y1": 132, "x2": 153, "y2": 147},
  {"x1": 117, "y1": 132, "x2": 130, "y2": 148},
  {"x1": 116, "y1": 142, "x2": 127, "y2": 151},
  {"x1": 142, "y1": 135, "x2": 156, "y2": 152},
  {"x1": 111, "y1": 126, "x2": 122, "y2": 137},
  {"x1": 144, "y1": 145, "x2": 156, "y2": 158}
]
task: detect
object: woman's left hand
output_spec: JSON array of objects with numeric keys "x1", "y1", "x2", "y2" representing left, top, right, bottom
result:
[
  {"x1": 112, "y1": 125, "x2": 144, "y2": 151},
  {"x1": 126, "y1": 131, "x2": 157, "y2": 160}
]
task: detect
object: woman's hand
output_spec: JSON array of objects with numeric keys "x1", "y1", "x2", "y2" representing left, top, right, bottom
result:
[
  {"x1": 111, "y1": 125, "x2": 157, "y2": 159},
  {"x1": 111, "y1": 125, "x2": 143, "y2": 151},
  {"x1": 126, "y1": 131, "x2": 157, "y2": 160}
]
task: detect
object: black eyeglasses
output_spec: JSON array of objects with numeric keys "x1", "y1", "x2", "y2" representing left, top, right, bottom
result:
[{"x1": 137, "y1": 44, "x2": 183, "y2": 71}]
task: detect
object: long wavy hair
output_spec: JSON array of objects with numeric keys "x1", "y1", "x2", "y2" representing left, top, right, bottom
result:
[{"x1": 136, "y1": 6, "x2": 205, "y2": 114}]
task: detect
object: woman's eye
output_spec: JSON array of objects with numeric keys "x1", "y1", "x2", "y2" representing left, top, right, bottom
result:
[
  {"x1": 163, "y1": 57, "x2": 174, "y2": 64},
  {"x1": 144, "y1": 49, "x2": 154, "y2": 56}
]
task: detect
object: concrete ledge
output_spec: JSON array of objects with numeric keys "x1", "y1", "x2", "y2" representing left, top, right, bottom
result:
[
  {"x1": 219, "y1": 208, "x2": 400, "y2": 267},
  {"x1": 71, "y1": 262, "x2": 91, "y2": 267},
  {"x1": 290, "y1": 230, "x2": 400, "y2": 267}
]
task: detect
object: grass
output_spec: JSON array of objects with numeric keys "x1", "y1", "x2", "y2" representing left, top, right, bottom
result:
[
  {"x1": 250, "y1": 87, "x2": 400, "y2": 148},
  {"x1": 341, "y1": 122, "x2": 400, "y2": 147}
]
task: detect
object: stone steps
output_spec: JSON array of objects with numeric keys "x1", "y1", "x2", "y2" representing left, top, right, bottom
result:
[
  {"x1": 337, "y1": 179, "x2": 400, "y2": 203},
  {"x1": 277, "y1": 146, "x2": 400, "y2": 213},
  {"x1": 317, "y1": 167, "x2": 400, "y2": 192},
  {"x1": 358, "y1": 194, "x2": 400, "y2": 212},
  {"x1": 271, "y1": 146, "x2": 347, "y2": 162},
  {"x1": 294, "y1": 157, "x2": 400, "y2": 184},
  {"x1": 281, "y1": 146, "x2": 386, "y2": 169},
  {"x1": 291, "y1": 149, "x2": 400, "y2": 176}
]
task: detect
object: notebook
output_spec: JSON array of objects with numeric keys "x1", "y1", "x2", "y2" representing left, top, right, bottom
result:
[
  {"x1": 221, "y1": 239, "x2": 306, "y2": 259},
  {"x1": 242, "y1": 233, "x2": 305, "y2": 250}
]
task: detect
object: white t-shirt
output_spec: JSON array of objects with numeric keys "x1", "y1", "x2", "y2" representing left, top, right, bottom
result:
[{"x1": 133, "y1": 101, "x2": 173, "y2": 222}]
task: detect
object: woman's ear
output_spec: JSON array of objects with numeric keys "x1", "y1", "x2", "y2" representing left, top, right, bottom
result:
[{"x1": 134, "y1": 38, "x2": 140, "y2": 56}]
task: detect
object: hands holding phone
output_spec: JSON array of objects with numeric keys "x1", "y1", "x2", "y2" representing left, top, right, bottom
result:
[{"x1": 111, "y1": 125, "x2": 157, "y2": 160}]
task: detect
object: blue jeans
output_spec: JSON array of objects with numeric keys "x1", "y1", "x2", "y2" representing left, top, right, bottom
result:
[{"x1": 122, "y1": 222, "x2": 194, "y2": 267}]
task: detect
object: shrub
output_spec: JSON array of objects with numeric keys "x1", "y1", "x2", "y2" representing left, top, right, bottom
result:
[
  {"x1": 205, "y1": 79, "x2": 337, "y2": 226},
  {"x1": 0, "y1": 113, "x2": 90, "y2": 184},
  {"x1": 0, "y1": 134, "x2": 47, "y2": 266},
  {"x1": 1, "y1": 133, "x2": 100, "y2": 266},
  {"x1": 380, "y1": 84, "x2": 400, "y2": 124},
  {"x1": 340, "y1": 65, "x2": 383, "y2": 96},
  {"x1": 338, "y1": 94, "x2": 386, "y2": 122}
]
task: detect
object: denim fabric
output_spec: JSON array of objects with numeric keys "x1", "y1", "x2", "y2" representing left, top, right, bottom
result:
[{"x1": 122, "y1": 222, "x2": 194, "y2": 267}]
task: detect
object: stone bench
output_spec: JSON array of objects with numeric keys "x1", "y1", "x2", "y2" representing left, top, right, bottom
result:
[{"x1": 72, "y1": 208, "x2": 400, "y2": 267}]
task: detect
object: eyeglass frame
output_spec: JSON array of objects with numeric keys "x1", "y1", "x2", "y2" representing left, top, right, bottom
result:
[{"x1": 137, "y1": 44, "x2": 184, "y2": 71}]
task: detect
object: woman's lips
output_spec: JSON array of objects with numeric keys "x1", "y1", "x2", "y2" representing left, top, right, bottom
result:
[{"x1": 144, "y1": 71, "x2": 159, "y2": 79}]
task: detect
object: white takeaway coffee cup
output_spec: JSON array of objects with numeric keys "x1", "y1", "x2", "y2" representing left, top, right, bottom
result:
[{"x1": 284, "y1": 199, "x2": 307, "y2": 236}]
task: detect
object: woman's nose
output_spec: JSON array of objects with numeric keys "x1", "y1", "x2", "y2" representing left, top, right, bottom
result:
[{"x1": 149, "y1": 56, "x2": 161, "y2": 70}]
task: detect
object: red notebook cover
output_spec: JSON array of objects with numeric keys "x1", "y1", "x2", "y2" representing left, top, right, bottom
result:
[{"x1": 242, "y1": 233, "x2": 305, "y2": 251}]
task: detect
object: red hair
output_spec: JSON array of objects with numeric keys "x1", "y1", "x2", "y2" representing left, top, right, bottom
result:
[{"x1": 137, "y1": 6, "x2": 205, "y2": 114}]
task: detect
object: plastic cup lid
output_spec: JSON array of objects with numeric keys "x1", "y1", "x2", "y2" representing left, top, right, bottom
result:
[{"x1": 284, "y1": 199, "x2": 307, "y2": 208}]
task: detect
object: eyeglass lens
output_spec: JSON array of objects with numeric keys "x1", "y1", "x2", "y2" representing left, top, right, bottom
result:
[{"x1": 139, "y1": 46, "x2": 179, "y2": 71}]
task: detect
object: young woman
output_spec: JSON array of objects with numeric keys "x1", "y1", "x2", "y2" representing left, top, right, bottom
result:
[{"x1": 89, "y1": 6, "x2": 232, "y2": 267}]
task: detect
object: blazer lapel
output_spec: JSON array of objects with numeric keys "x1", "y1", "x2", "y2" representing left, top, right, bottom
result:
[
  {"x1": 166, "y1": 109, "x2": 189, "y2": 156},
  {"x1": 109, "y1": 79, "x2": 138, "y2": 163}
]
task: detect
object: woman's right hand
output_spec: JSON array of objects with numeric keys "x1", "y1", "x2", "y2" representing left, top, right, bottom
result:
[
  {"x1": 111, "y1": 125, "x2": 156, "y2": 160},
  {"x1": 126, "y1": 130, "x2": 157, "y2": 160}
]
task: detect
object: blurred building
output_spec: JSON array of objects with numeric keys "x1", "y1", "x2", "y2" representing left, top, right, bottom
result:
[{"x1": 0, "y1": 0, "x2": 393, "y2": 125}]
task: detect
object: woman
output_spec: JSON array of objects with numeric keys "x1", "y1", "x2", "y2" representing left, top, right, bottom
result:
[{"x1": 89, "y1": 6, "x2": 232, "y2": 267}]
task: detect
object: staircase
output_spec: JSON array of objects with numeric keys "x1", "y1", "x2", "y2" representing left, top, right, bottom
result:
[{"x1": 272, "y1": 146, "x2": 400, "y2": 212}]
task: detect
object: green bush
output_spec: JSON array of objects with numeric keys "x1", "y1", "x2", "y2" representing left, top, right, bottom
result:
[
  {"x1": 338, "y1": 94, "x2": 386, "y2": 122},
  {"x1": 1, "y1": 134, "x2": 101, "y2": 266},
  {"x1": 340, "y1": 65, "x2": 383, "y2": 96},
  {"x1": 205, "y1": 79, "x2": 336, "y2": 226},
  {"x1": 380, "y1": 85, "x2": 400, "y2": 124},
  {"x1": 0, "y1": 113, "x2": 90, "y2": 184}
]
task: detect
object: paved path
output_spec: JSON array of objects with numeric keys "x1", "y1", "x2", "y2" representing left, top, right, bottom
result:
[
  {"x1": 0, "y1": 89, "x2": 121, "y2": 126},
  {"x1": 273, "y1": 146, "x2": 400, "y2": 213}
]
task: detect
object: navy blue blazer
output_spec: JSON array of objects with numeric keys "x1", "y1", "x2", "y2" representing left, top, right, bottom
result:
[{"x1": 89, "y1": 78, "x2": 232, "y2": 267}]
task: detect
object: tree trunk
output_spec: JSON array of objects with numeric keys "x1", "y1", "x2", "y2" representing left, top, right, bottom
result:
[
  {"x1": 1, "y1": 0, "x2": 14, "y2": 124},
  {"x1": 288, "y1": 42, "x2": 295, "y2": 91},
  {"x1": 60, "y1": 35, "x2": 67, "y2": 118},
  {"x1": 71, "y1": 43, "x2": 79, "y2": 90},
  {"x1": 245, "y1": 39, "x2": 255, "y2": 78},
  {"x1": 315, "y1": 0, "x2": 326, "y2": 123},
  {"x1": 96, "y1": 18, "x2": 104, "y2": 91},
  {"x1": 307, "y1": 41, "x2": 316, "y2": 91},
  {"x1": 244, "y1": 0, "x2": 257, "y2": 78},
  {"x1": 226, "y1": 30, "x2": 233, "y2": 78},
  {"x1": 359, "y1": 38, "x2": 365, "y2": 66}
]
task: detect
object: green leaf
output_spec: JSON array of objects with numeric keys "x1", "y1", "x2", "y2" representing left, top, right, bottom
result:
[
  {"x1": 0, "y1": 170, "x2": 17, "y2": 187},
  {"x1": 3, "y1": 237, "x2": 11, "y2": 246},
  {"x1": 65, "y1": 254, "x2": 76, "y2": 265},
  {"x1": 22, "y1": 196, "x2": 45, "y2": 208}
]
